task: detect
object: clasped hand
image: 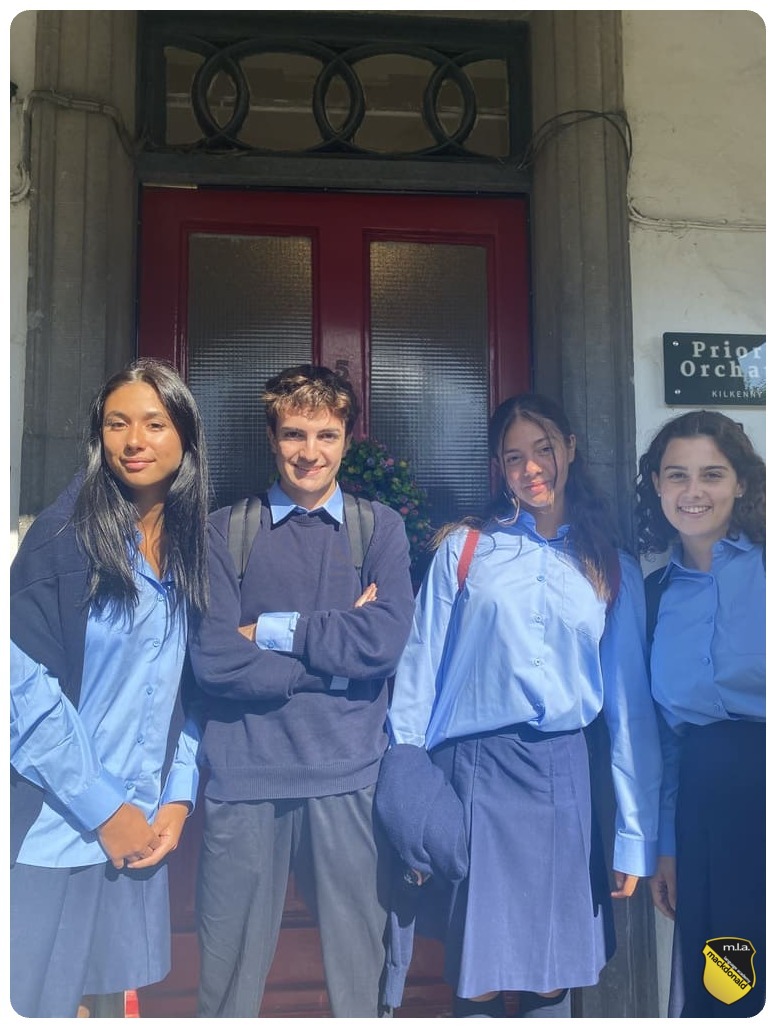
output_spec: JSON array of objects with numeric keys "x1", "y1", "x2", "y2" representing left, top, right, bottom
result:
[{"x1": 97, "y1": 800, "x2": 190, "y2": 870}]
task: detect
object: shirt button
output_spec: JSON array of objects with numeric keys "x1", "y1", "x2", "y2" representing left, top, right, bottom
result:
[
  {"x1": 152, "y1": 639, "x2": 160, "y2": 648},
  {"x1": 702, "y1": 657, "x2": 711, "y2": 665},
  {"x1": 146, "y1": 686, "x2": 153, "y2": 695},
  {"x1": 533, "y1": 658, "x2": 542, "y2": 666},
  {"x1": 533, "y1": 615, "x2": 543, "y2": 623},
  {"x1": 537, "y1": 575, "x2": 546, "y2": 583},
  {"x1": 137, "y1": 735, "x2": 144, "y2": 745},
  {"x1": 124, "y1": 781, "x2": 133, "y2": 791},
  {"x1": 267, "y1": 640, "x2": 276, "y2": 649}
]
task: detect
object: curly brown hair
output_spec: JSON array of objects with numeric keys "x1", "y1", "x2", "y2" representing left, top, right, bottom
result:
[
  {"x1": 635, "y1": 410, "x2": 765, "y2": 555},
  {"x1": 262, "y1": 364, "x2": 360, "y2": 436}
]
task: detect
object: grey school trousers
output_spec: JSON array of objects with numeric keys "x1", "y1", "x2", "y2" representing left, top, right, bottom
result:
[{"x1": 196, "y1": 785, "x2": 392, "y2": 1017}]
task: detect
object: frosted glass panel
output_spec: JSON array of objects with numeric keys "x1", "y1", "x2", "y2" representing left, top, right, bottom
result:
[
  {"x1": 188, "y1": 234, "x2": 312, "y2": 508},
  {"x1": 370, "y1": 241, "x2": 490, "y2": 528}
]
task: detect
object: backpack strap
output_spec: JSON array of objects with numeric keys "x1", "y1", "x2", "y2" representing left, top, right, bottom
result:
[
  {"x1": 343, "y1": 492, "x2": 375, "y2": 583},
  {"x1": 227, "y1": 491, "x2": 375, "y2": 588},
  {"x1": 605, "y1": 547, "x2": 622, "y2": 615},
  {"x1": 457, "y1": 528, "x2": 481, "y2": 592},
  {"x1": 644, "y1": 566, "x2": 670, "y2": 648},
  {"x1": 227, "y1": 495, "x2": 263, "y2": 585}
]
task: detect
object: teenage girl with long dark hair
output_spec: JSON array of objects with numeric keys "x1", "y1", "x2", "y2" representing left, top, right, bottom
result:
[
  {"x1": 10, "y1": 358, "x2": 210, "y2": 1017},
  {"x1": 382, "y1": 393, "x2": 662, "y2": 1017}
]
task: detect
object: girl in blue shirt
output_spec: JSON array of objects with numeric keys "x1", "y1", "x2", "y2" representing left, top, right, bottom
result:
[
  {"x1": 636, "y1": 410, "x2": 765, "y2": 1018},
  {"x1": 386, "y1": 394, "x2": 661, "y2": 1017},
  {"x1": 10, "y1": 358, "x2": 210, "y2": 1017}
]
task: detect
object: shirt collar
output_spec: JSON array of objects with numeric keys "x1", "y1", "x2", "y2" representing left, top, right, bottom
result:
[
  {"x1": 267, "y1": 480, "x2": 344, "y2": 526},
  {"x1": 665, "y1": 531, "x2": 754, "y2": 576},
  {"x1": 510, "y1": 508, "x2": 571, "y2": 542}
]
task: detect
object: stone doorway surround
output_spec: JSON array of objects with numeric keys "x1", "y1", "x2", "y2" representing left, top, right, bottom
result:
[{"x1": 19, "y1": 9, "x2": 654, "y2": 1018}]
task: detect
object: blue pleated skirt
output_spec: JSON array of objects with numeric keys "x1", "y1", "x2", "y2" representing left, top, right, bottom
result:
[
  {"x1": 418, "y1": 724, "x2": 613, "y2": 998},
  {"x1": 10, "y1": 860, "x2": 170, "y2": 1017}
]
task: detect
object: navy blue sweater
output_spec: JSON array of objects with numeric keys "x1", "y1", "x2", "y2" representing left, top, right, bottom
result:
[{"x1": 188, "y1": 496, "x2": 415, "y2": 800}]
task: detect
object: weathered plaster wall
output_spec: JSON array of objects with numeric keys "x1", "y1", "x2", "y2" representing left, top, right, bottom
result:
[
  {"x1": 623, "y1": 10, "x2": 766, "y2": 463},
  {"x1": 622, "y1": 11, "x2": 766, "y2": 1014}
]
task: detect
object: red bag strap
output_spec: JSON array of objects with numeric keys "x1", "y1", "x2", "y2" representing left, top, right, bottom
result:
[{"x1": 457, "y1": 528, "x2": 481, "y2": 592}]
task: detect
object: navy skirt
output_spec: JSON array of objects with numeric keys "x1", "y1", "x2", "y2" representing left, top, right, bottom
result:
[
  {"x1": 670, "y1": 719, "x2": 765, "y2": 1018},
  {"x1": 10, "y1": 860, "x2": 170, "y2": 1017},
  {"x1": 418, "y1": 724, "x2": 613, "y2": 998}
]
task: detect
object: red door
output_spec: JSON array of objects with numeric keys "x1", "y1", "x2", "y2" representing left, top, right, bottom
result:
[{"x1": 136, "y1": 187, "x2": 531, "y2": 1017}]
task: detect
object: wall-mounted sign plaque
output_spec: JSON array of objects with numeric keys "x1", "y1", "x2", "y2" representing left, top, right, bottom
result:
[{"x1": 663, "y1": 333, "x2": 765, "y2": 407}]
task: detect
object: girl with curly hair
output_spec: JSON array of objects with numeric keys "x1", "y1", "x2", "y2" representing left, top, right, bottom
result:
[{"x1": 636, "y1": 410, "x2": 765, "y2": 1018}]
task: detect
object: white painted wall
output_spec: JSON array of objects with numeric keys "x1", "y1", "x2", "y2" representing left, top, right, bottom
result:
[
  {"x1": 10, "y1": 10, "x2": 37, "y2": 552},
  {"x1": 622, "y1": 10, "x2": 766, "y2": 1015},
  {"x1": 623, "y1": 10, "x2": 766, "y2": 466}
]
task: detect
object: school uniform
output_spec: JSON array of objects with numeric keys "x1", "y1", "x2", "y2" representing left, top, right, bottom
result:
[
  {"x1": 387, "y1": 513, "x2": 661, "y2": 999},
  {"x1": 189, "y1": 482, "x2": 415, "y2": 1017},
  {"x1": 650, "y1": 535, "x2": 765, "y2": 1018},
  {"x1": 10, "y1": 477, "x2": 199, "y2": 1017}
]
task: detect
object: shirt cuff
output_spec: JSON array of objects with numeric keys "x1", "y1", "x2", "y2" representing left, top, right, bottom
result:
[
  {"x1": 613, "y1": 833, "x2": 658, "y2": 878},
  {"x1": 161, "y1": 765, "x2": 200, "y2": 813},
  {"x1": 66, "y1": 767, "x2": 128, "y2": 833},
  {"x1": 256, "y1": 611, "x2": 300, "y2": 652}
]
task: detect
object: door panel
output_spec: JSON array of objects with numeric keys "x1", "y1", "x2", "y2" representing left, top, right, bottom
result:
[
  {"x1": 138, "y1": 188, "x2": 530, "y2": 521},
  {"x1": 136, "y1": 187, "x2": 530, "y2": 1017}
]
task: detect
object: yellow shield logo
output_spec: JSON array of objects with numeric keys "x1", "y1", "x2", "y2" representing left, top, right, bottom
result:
[{"x1": 702, "y1": 937, "x2": 756, "y2": 1004}]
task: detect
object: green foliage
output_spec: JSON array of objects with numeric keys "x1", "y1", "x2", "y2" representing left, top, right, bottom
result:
[{"x1": 340, "y1": 437, "x2": 434, "y2": 572}]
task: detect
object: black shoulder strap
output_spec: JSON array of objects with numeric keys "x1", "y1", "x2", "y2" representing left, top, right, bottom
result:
[
  {"x1": 605, "y1": 547, "x2": 622, "y2": 615},
  {"x1": 227, "y1": 495, "x2": 263, "y2": 585},
  {"x1": 644, "y1": 566, "x2": 670, "y2": 648},
  {"x1": 228, "y1": 492, "x2": 375, "y2": 588},
  {"x1": 343, "y1": 492, "x2": 375, "y2": 582}
]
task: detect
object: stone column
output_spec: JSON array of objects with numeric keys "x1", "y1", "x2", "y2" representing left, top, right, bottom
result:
[
  {"x1": 21, "y1": 10, "x2": 138, "y2": 515},
  {"x1": 530, "y1": 10, "x2": 637, "y2": 548},
  {"x1": 530, "y1": 11, "x2": 658, "y2": 1018}
]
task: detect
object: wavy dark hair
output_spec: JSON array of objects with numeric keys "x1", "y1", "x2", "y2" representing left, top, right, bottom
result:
[
  {"x1": 435, "y1": 394, "x2": 621, "y2": 603},
  {"x1": 72, "y1": 358, "x2": 210, "y2": 621},
  {"x1": 635, "y1": 410, "x2": 765, "y2": 555}
]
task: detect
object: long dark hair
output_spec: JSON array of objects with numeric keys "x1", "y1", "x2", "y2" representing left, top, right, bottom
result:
[
  {"x1": 73, "y1": 358, "x2": 210, "y2": 620},
  {"x1": 488, "y1": 394, "x2": 621, "y2": 603},
  {"x1": 635, "y1": 410, "x2": 765, "y2": 555},
  {"x1": 434, "y1": 394, "x2": 621, "y2": 603}
]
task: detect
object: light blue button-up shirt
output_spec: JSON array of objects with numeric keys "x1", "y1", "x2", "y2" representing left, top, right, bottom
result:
[
  {"x1": 650, "y1": 533, "x2": 765, "y2": 855},
  {"x1": 255, "y1": 481, "x2": 349, "y2": 689},
  {"x1": 388, "y1": 513, "x2": 661, "y2": 876},
  {"x1": 11, "y1": 553, "x2": 199, "y2": 868}
]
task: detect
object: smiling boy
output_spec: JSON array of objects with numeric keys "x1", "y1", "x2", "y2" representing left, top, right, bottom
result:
[{"x1": 188, "y1": 364, "x2": 415, "y2": 1017}]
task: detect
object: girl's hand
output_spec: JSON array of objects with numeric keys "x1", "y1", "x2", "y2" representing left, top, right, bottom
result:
[
  {"x1": 611, "y1": 870, "x2": 640, "y2": 899},
  {"x1": 648, "y1": 855, "x2": 677, "y2": 920},
  {"x1": 97, "y1": 803, "x2": 161, "y2": 869},
  {"x1": 127, "y1": 801, "x2": 190, "y2": 869}
]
